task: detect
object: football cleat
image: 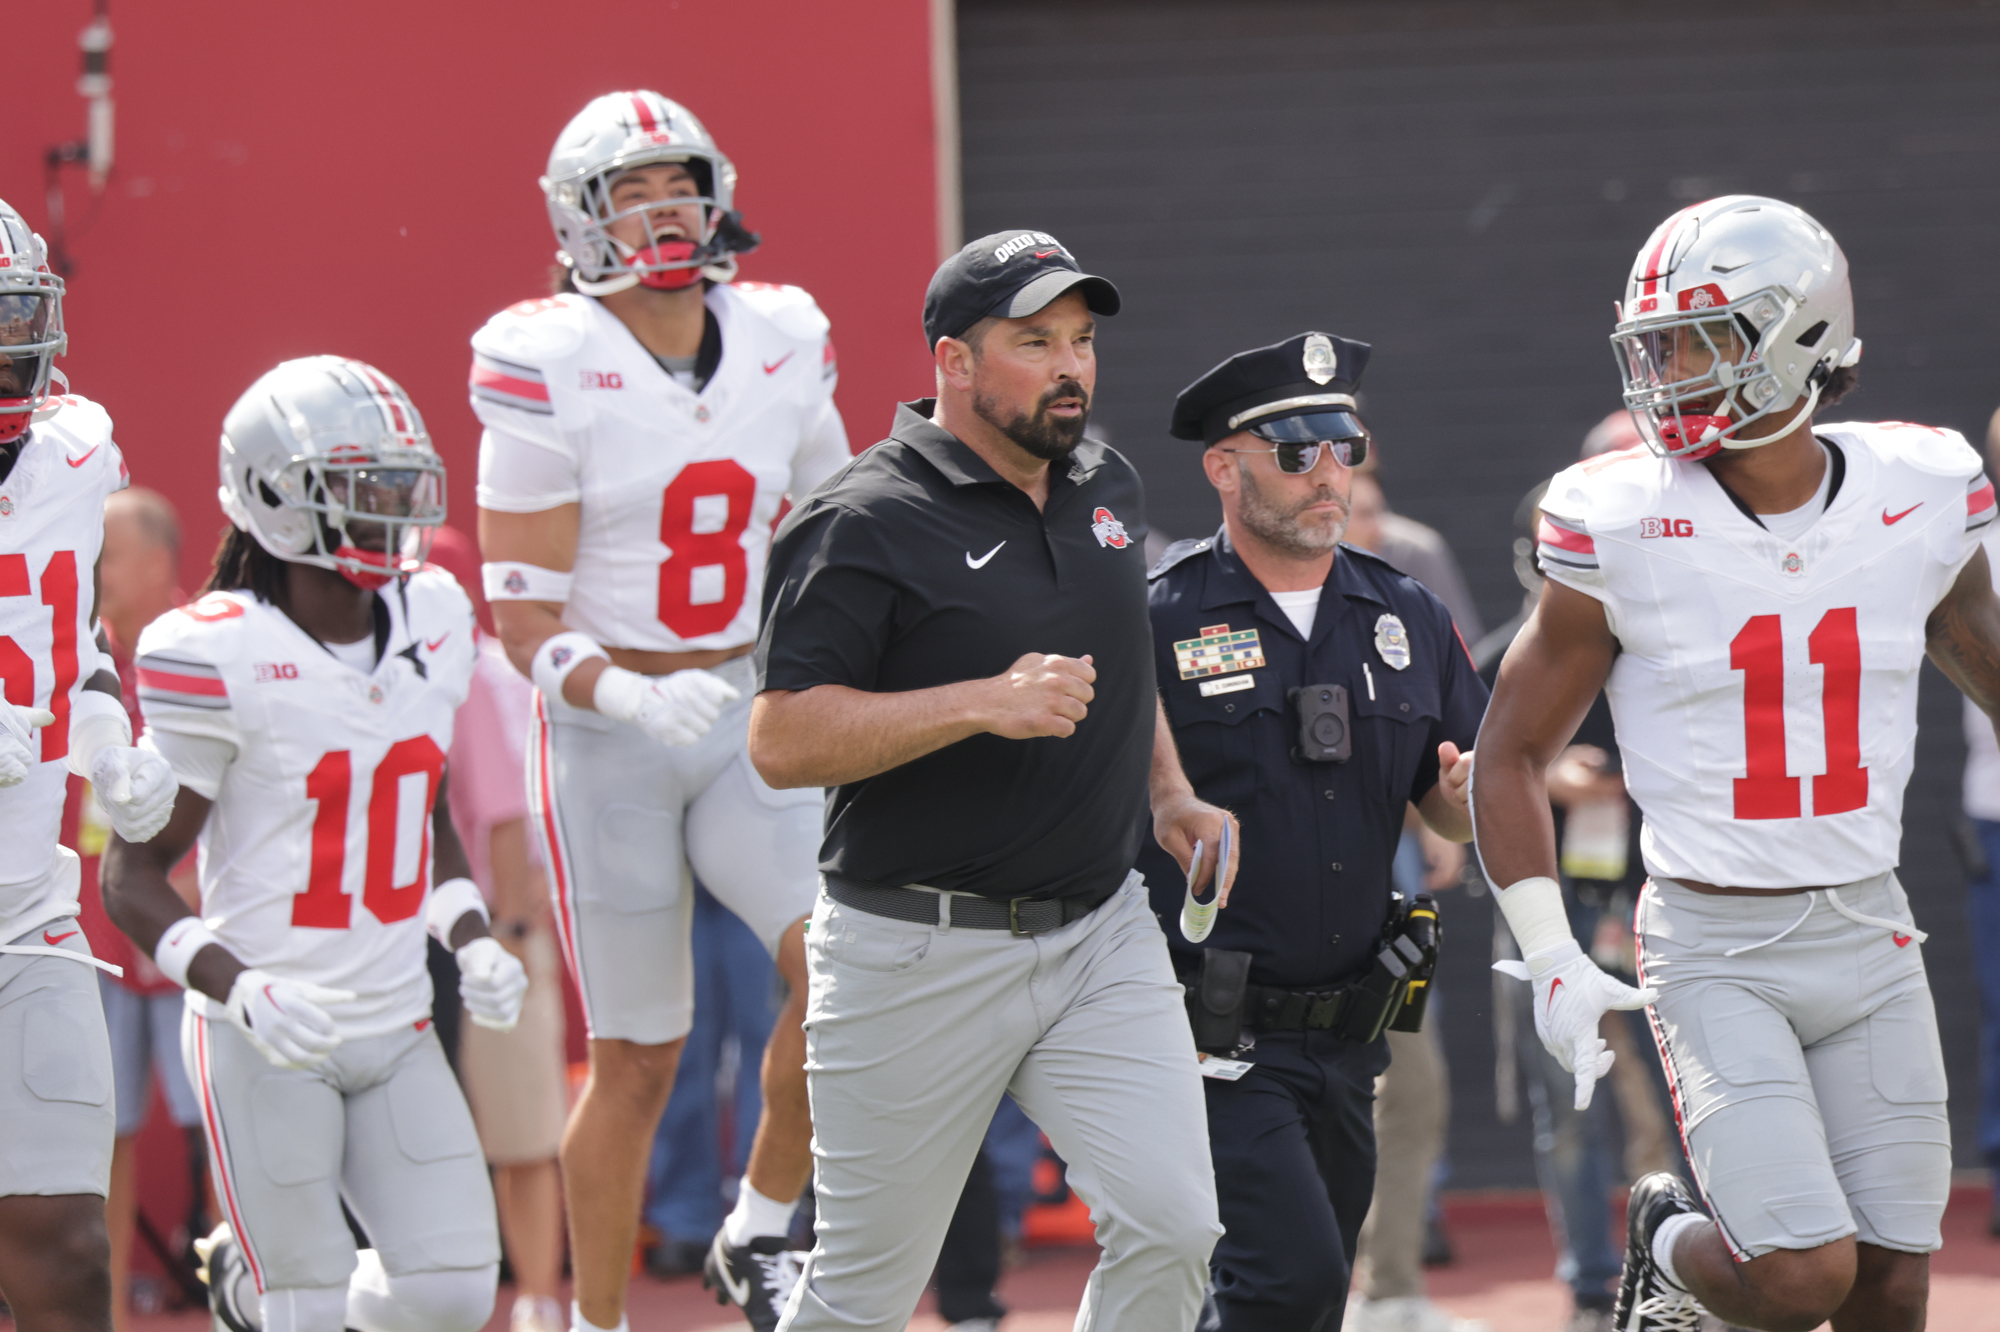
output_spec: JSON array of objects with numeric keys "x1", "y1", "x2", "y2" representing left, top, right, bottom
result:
[
  {"x1": 703, "y1": 1232, "x2": 804, "y2": 1332},
  {"x1": 193, "y1": 1222, "x2": 261, "y2": 1332},
  {"x1": 1612, "y1": 1173, "x2": 1710, "y2": 1331}
]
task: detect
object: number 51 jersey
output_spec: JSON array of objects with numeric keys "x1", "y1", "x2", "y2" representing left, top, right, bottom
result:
[
  {"x1": 134, "y1": 569, "x2": 476, "y2": 1038},
  {"x1": 1536, "y1": 421, "x2": 1992, "y2": 889}
]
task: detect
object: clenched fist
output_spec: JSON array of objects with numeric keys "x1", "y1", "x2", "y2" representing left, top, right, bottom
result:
[{"x1": 984, "y1": 652, "x2": 1095, "y2": 739}]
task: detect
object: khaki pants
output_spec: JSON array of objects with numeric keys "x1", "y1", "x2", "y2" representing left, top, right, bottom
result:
[{"x1": 1354, "y1": 1023, "x2": 1448, "y2": 1301}]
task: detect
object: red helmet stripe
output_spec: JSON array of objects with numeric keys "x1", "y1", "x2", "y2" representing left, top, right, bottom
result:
[
  {"x1": 628, "y1": 92, "x2": 658, "y2": 132},
  {"x1": 352, "y1": 362, "x2": 411, "y2": 435},
  {"x1": 1639, "y1": 205, "x2": 1698, "y2": 297}
]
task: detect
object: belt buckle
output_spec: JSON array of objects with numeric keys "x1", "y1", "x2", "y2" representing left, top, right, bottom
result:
[{"x1": 1008, "y1": 898, "x2": 1030, "y2": 936}]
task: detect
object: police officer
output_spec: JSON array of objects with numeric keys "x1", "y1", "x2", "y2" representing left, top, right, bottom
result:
[{"x1": 1139, "y1": 332, "x2": 1488, "y2": 1332}]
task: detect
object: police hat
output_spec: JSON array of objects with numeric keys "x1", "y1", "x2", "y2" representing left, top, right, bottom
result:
[
  {"x1": 923, "y1": 230, "x2": 1121, "y2": 349},
  {"x1": 1170, "y1": 331, "x2": 1373, "y2": 446}
]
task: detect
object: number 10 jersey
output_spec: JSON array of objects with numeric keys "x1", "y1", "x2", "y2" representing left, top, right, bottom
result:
[
  {"x1": 1536, "y1": 421, "x2": 1992, "y2": 889},
  {"x1": 135, "y1": 571, "x2": 476, "y2": 1038}
]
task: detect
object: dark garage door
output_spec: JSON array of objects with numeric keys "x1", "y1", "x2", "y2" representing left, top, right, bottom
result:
[{"x1": 958, "y1": 0, "x2": 2000, "y2": 1186}]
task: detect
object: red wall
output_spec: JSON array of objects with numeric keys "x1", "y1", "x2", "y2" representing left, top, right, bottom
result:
[{"x1": 14, "y1": 0, "x2": 941, "y2": 593}]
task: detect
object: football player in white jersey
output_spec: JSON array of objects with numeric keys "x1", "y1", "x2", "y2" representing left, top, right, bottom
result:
[
  {"x1": 0, "y1": 197, "x2": 177, "y2": 1332},
  {"x1": 1475, "y1": 196, "x2": 2000, "y2": 1332},
  {"x1": 99, "y1": 358, "x2": 528, "y2": 1332},
  {"x1": 472, "y1": 91, "x2": 849, "y2": 1332}
]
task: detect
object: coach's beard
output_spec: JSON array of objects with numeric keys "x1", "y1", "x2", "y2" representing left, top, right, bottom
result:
[{"x1": 974, "y1": 383, "x2": 1092, "y2": 461}]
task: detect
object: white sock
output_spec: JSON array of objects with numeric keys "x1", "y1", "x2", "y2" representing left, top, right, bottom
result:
[
  {"x1": 569, "y1": 1302, "x2": 627, "y2": 1332},
  {"x1": 1651, "y1": 1211, "x2": 1708, "y2": 1292},
  {"x1": 722, "y1": 1181, "x2": 798, "y2": 1246}
]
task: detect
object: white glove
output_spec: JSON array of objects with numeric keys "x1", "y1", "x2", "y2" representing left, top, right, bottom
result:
[
  {"x1": 225, "y1": 968, "x2": 354, "y2": 1069},
  {"x1": 0, "y1": 704, "x2": 55, "y2": 787},
  {"x1": 455, "y1": 936, "x2": 529, "y2": 1031},
  {"x1": 593, "y1": 664, "x2": 740, "y2": 747},
  {"x1": 90, "y1": 745, "x2": 178, "y2": 842},
  {"x1": 1495, "y1": 940, "x2": 1657, "y2": 1110}
]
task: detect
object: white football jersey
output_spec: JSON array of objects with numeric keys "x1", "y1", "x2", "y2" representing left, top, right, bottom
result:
[
  {"x1": 0, "y1": 396, "x2": 124, "y2": 938},
  {"x1": 470, "y1": 282, "x2": 850, "y2": 652},
  {"x1": 1537, "y1": 422, "x2": 1992, "y2": 889},
  {"x1": 136, "y1": 569, "x2": 476, "y2": 1038}
]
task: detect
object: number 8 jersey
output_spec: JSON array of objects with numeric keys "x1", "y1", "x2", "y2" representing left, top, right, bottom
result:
[
  {"x1": 134, "y1": 570, "x2": 476, "y2": 1037},
  {"x1": 1536, "y1": 421, "x2": 1993, "y2": 889},
  {"x1": 470, "y1": 283, "x2": 850, "y2": 651}
]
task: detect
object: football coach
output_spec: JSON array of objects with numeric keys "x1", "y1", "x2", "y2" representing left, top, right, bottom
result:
[{"x1": 749, "y1": 231, "x2": 1233, "y2": 1332}]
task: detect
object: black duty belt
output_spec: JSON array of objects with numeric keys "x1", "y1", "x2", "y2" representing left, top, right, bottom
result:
[
  {"x1": 823, "y1": 873, "x2": 1117, "y2": 935},
  {"x1": 1245, "y1": 981, "x2": 1364, "y2": 1033}
]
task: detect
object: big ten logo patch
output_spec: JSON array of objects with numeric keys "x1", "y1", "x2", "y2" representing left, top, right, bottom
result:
[
  {"x1": 580, "y1": 370, "x2": 624, "y2": 390},
  {"x1": 254, "y1": 662, "x2": 300, "y2": 682},
  {"x1": 1640, "y1": 518, "x2": 1695, "y2": 539}
]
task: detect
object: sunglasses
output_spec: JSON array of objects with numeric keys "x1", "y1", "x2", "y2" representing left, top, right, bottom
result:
[{"x1": 1221, "y1": 436, "x2": 1368, "y2": 474}]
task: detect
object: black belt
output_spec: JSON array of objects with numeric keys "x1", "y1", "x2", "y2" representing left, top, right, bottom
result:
[
  {"x1": 1245, "y1": 981, "x2": 1364, "y2": 1033},
  {"x1": 822, "y1": 873, "x2": 1118, "y2": 935}
]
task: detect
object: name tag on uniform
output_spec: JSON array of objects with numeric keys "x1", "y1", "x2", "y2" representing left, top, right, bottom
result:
[
  {"x1": 1198, "y1": 674, "x2": 1255, "y2": 697},
  {"x1": 1174, "y1": 624, "x2": 1266, "y2": 680},
  {"x1": 1199, "y1": 1057, "x2": 1254, "y2": 1081}
]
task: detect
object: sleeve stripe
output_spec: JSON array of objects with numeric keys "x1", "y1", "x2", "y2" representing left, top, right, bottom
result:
[
  {"x1": 1535, "y1": 516, "x2": 1596, "y2": 555},
  {"x1": 136, "y1": 653, "x2": 220, "y2": 679},
  {"x1": 138, "y1": 667, "x2": 226, "y2": 697},
  {"x1": 1537, "y1": 546, "x2": 1601, "y2": 572},
  {"x1": 1968, "y1": 477, "x2": 1994, "y2": 522},
  {"x1": 472, "y1": 352, "x2": 545, "y2": 386},
  {"x1": 470, "y1": 356, "x2": 554, "y2": 415}
]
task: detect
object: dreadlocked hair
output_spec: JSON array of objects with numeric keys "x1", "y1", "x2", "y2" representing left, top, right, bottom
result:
[{"x1": 204, "y1": 524, "x2": 292, "y2": 607}]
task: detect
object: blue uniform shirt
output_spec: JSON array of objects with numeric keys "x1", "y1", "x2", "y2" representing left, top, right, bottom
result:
[{"x1": 1137, "y1": 525, "x2": 1489, "y2": 989}]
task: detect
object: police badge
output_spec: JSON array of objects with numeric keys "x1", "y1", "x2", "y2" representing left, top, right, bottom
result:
[
  {"x1": 1373, "y1": 614, "x2": 1412, "y2": 670},
  {"x1": 1302, "y1": 333, "x2": 1338, "y2": 386}
]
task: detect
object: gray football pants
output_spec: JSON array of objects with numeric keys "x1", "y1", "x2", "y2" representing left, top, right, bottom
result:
[{"x1": 777, "y1": 873, "x2": 1221, "y2": 1332}]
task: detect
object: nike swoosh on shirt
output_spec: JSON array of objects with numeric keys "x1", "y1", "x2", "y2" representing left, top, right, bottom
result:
[
  {"x1": 763, "y1": 352, "x2": 795, "y2": 375},
  {"x1": 425, "y1": 633, "x2": 450, "y2": 652},
  {"x1": 966, "y1": 541, "x2": 1006, "y2": 569},
  {"x1": 43, "y1": 929, "x2": 78, "y2": 945},
  {"x1": 1882, "y1": 503, "x2": 1922, "y2": 525},
  {"x1": 66, "y1": 446, "x2": 99, "y2": 468}
]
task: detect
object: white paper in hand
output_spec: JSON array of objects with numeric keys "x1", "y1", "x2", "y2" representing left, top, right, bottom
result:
[{"x1": 1181, "y1": 837, "x2": 1218, "y2": 942}]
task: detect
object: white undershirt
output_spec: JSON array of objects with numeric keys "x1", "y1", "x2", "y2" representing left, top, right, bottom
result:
[
  {"x1": 1269, "y1": 588, "x2": 1321, "y2": 638},
  {"x1": 322, "y1": 635, "x2": 377, "y2": 673},
  {"x1": 1756, "y1": 443, "x2": 1834, "y2": 542}
]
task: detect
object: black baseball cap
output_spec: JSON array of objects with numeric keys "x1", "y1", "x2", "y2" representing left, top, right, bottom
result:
[{"x1": 923, "y1": 230, "x2": 1121, "y2": 349}]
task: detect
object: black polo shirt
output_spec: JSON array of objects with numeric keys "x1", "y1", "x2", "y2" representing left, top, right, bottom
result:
[
  {"x1": 1135, "y1": 526, "x2": 1489, "y2": 988},
  {"x1": 755, "y1": 399, "x2": 1155, "y2": 901}
]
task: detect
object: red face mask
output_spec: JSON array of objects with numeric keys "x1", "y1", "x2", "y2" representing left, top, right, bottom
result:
[
  {"x1": 631, "y1": 239, "x2": 703, "y2": 290},
  {"x1": 1655, "y1": 413, "x2": 1731, "y2": 461},
  {"x1": 335, "y1": 545, "x2": 398, "y2": 590}
]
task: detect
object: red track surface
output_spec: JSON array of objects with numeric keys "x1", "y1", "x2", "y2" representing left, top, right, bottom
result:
[{"x1": 42, "y1": 1186, "x2": 1999, "y2": 1332}]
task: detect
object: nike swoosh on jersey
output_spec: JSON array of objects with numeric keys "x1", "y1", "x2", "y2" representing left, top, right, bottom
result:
[
  {"x1": 42, "y1": 929, "x2": 78, "y2": 945},
  {"x1": 66, "y1": 445, "x2": 100, "y2": 468},
  {"x1": 966, "y1": 541, "x2": 1006, "y2": 569},
  {"x1": 763, "y1": 352, "x2": 795, "y2": 375},
  {"x1": 425, "y1": 633, "x2": 450, "y2": 652},
  {"x1": 1883, "y1": 503, "x2": 1923, "y2": 525}
]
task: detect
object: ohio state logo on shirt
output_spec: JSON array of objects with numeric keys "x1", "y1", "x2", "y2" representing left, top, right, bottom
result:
[{"x1": 1090, "y1": 507, "x2": 1129, "y2": 549}]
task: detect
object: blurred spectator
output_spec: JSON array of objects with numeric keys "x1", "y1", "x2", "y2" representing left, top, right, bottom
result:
[
  {"x1": 1344, "y1": 473, "x2": 1487, "y2": 1332},
  {"x1": 428, "y1": 528, "x2": 569, "y2": 1332},
  {"x1": 1960, "y1": 404, "x2": 2000, "y2": 1236},
  {"x1": 74, "y1": 487, "x2": 208, "y2": 1328},
  {"x1": 643, "y1": 884, "x2": 778, "y2": 1274},
  {"x1": 1476, "y1": 412, "x2": 1685, "y2": 1332}
]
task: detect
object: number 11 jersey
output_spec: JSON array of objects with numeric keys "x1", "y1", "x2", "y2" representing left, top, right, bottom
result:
[
  {"x1": 1536, "y1": 421, "x2": 1992, "y2": 889},
  {"x1": 470, "y1": 283, "x2": 851, "y2": 653}
]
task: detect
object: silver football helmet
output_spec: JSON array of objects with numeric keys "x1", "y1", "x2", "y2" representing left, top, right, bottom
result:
[
  {"x1": 0, "y1": 198, "x2": 68, "y2": 445},
  {"x1": 218, "y1": 357, "x2": 446, "y2": 589},
  {"x1": 541, "y1": 90, "x2": 759, "y2": 296},
  {"x1": 1611, "y1": 196, "x2": 1861, "y2": 461}
]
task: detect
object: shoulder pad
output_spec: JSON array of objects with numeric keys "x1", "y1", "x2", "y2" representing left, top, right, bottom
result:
[
  {"x1": 405, "y1": 564, "x2": 475, "y2": 617},
  {"x1": 1820, "y1": 420, "x2": 1980, "y2": 480},
  {"x1": 722, "y1": 281, "x2": 831, "y2": 342},
  {"x1": 472, "y1": 293, "x2": 591, "y2": 365},
  {"x1": 137, "y1": 592, "x2": 254, "y2": 659},
  {"x1": 1539, "y1": 448, "x2": 1668, "y2": 534},
  {"x1": 42, "y1": 393, "x2": 113, "y2": 442},
  {"x1": 1147, "y1": 536, "x2": 1215, "y2": 580}
]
